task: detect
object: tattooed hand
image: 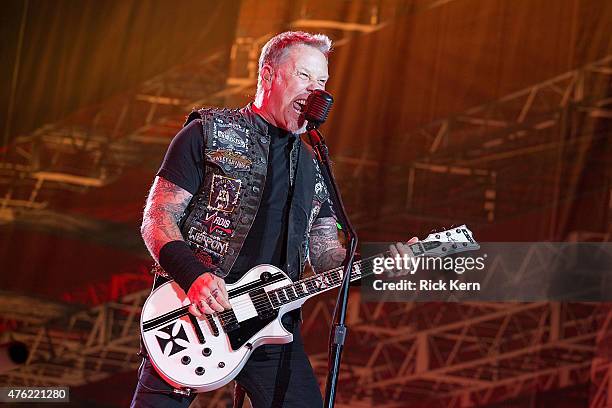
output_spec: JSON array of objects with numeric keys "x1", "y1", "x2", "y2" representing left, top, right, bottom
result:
[{"x1": 187, "y1": 273, "x2": 231, "y2": 317}]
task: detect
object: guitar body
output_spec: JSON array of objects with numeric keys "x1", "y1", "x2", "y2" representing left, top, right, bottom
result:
[{"x1": 141, "y1": 265, "x2": 306, "y2": 392}]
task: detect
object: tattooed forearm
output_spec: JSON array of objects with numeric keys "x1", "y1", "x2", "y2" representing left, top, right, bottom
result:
[
  {"x1": 309, "y1": 216, "x2": 345, "y2": 272},
  {"x1": 315, "y1": 248, "x2": 347, "y2": 272},
  {"x1": 141, "y1": 176, "x2": 193, "y2": 261}
]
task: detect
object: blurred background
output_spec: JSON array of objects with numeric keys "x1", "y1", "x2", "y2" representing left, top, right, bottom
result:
[{"x1": 0, "y1": 0, "x2": 611, "y2": 406}]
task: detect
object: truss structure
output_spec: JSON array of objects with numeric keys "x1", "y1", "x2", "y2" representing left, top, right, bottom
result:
[
  {"x1": 302, "y1": 300, "x2": 609, "y2": 407},
  {"x1": 2, "y1": 237, "x2": 611, "y2": 406},
  {"x1": 0, "y1": 289, "x2": 148, "y2": 386},
  {"x1": 0, "y1": 0, "x2": 461, "y2": 237},
  {"x1": 354, "y1": 54, "x2": 612, "y2": 235},
  {"x1": 2, "y1": 290, "x2": 609, "y2": 407},
  {"x1": 0, "y1": 49, "x2": 230, "y2": 229}
]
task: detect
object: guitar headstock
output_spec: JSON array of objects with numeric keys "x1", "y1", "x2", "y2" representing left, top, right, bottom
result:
[{"x1": 410, "y1": 225, "x2": 480, "y2": 257}]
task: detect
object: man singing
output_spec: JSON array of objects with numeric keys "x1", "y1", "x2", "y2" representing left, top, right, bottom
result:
[{"x1": 131, "y1": 31, "x2": 413, "y2": 407}]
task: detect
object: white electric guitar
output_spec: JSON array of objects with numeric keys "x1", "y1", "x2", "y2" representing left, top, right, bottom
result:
[{"x1": 140, "y1": 225, "x2": 479, "y2": 393}]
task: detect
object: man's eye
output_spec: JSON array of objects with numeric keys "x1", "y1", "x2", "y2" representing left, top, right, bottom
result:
[{"x1": 298, "y1": 72, "x2": 309, "y2": 79}]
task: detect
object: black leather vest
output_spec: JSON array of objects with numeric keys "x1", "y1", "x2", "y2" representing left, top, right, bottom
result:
[{"x1": 174, "y1": 104, "x2": 330, "y2": 281}]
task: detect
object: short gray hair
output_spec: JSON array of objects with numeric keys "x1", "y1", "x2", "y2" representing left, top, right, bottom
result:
[{"x1": 256, "y1": 31, "x2": 332, "y2": 94}]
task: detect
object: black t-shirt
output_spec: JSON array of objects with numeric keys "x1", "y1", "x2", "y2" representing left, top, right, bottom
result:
[{"x1": 156, "y1": 117, "x2": 332, "y2": 283}]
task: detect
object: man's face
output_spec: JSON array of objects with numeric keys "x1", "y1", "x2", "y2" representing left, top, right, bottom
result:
[{"x1": 263, "y1": 44, "x2": 329, "y2": 133}]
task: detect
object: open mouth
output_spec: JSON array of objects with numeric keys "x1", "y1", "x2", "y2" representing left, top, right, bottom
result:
[{"x1": 292, "y1": 99, "x2": 306, "y2": 113}]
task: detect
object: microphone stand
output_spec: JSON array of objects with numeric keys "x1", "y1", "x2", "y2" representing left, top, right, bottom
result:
[{"x1": 306, "y1": 123, "x2": 358, "y2": 408}]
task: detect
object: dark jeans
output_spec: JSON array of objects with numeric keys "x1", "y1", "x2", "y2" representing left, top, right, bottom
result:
[{"x1": 130, "y1": 315, "x2": 323, "y2": 408}]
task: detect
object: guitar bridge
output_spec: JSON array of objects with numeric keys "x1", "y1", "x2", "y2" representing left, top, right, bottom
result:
[
  {"x1": 218, "y1": 308, "x2": 240, "y2": 332},
  {"x1": 223, "y1": 321, "x2": 240, "y2": 332}
]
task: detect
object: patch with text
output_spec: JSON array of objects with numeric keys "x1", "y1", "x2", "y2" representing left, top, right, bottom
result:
[
  {"x1": 188, "y1": 227, "x2": 229, "y2": 257},
  {"x1": 202, "y1": 211, "x2": 233, "y2": 236},
  {"x1": 208, "y1": 174, "x2": 242, "y2": 213},
  {"x1": 212, "y1": 121, "x2": 249, "y2": 154},
  {"x1": 207, "y1": 149, "x2": 252, "y2": 172}
]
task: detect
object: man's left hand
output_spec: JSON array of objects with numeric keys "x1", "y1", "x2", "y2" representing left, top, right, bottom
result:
[{"x1": 388, "y1": 237, "x2": 419, "y2": 276}]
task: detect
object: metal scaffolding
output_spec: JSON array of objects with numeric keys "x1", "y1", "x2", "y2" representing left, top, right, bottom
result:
[
  {"x1": 2, "y1": 289, "x2": 609, "y2": 407},
  {"x1": 353, "y1": 54, "x2": 612, "y2": 236},
  {"x1": 0, "y1": 0, "x2": 460, "y2": 236},
  {"x1": 305, "y1": 301, "x2": 607, "y2": 407}
]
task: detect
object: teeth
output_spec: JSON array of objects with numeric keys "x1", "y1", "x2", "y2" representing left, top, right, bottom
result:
[{"x1": 293, "y1": 99, "x2": 306, "y2": 112}]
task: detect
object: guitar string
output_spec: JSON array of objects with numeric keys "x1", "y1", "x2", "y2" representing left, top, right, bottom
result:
[
  {"x1": 193, "y1": 243, "x2": 439, "y2": 316},
  {"x1": 175, "y1": 243, "x2": 473, "y2": 334},
  {"x1": 176, "y1": 241, "x2": 472, "y2": 324},
  {"x1": 207, "y1": 250, "x2": 397, "y2": 321},
  {"x1": 210, "y1": 263, "x2": 348, "y2": 312},
  {"x1": 221, "y1": 250, "x2": 384, "y2": 308},
  {"x1": 174, "y1": 250, "x2": 381, "y2": 323},
  {"x1": 215, "y1": 241, "x2": 464, "y2": 319},
  {"x1": 218, "y1": 274, "x2": 345, "y2": 318},
  {"x1": 212, "y1": 275, "x2": 345, "y2": 321},
  {"x1": 210, "y1": 249, "x2": 423, "y2": 321},
  {"x1": 171, "y1": 267, "x2": 352, "y2": 334},
  {"x1": 179, "y1": 240, "x2": 476, "y2": 334},
  {"x1": 213, "y1": 259, "x2": 371, "y2": 320},
  {"x1": 221, "y1": 262, "x2": 352, "y2": 309},
  {"x1": 206, "y1": 269, "x2": 349, "y2": 323}
]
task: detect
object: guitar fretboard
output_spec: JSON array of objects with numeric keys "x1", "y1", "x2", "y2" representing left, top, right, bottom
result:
[{"x1": 266, "y1": 242, "x2": 422, "y2": 309}]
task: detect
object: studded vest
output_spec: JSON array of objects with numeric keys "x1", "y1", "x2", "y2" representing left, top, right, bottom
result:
[{"x1": 174, "y1": 104, "x2": 330, "y2": 281}]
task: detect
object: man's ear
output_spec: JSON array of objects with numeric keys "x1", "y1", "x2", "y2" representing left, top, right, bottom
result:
[{"x1": 261, "y1": 65, "x2": 274, "y2": 89}]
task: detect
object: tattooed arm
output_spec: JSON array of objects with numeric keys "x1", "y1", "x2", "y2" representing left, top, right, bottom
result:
[
  {"x1": 141, "y1": 176, "x2": 231, "y2": 315},
  {"x1": 309, "y1": 216, "x2": 346, "y2": 273},
  {"x1": 140, "y1": 176, "x2": 193, "y2": 262}
]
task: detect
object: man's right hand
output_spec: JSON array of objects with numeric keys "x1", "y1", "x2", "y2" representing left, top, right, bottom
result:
[{"x1": 187, "y1": 273, "x2": 232, "y2": 317}]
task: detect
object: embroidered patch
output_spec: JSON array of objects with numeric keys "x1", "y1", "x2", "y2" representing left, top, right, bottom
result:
[
  {"x1": 308, "y1": 202, "x2": 322, "y2": 231},
  {"x1": 214, "y1": 116, "x2": 248, "y2": 132},
  {"x1": 208, "y1": 174, "x2": 242, "y2": 213},
  {"x1": 313, "y1": 160, "x2": 329, "y2": 201},
  {"x1": 314, "y1": 181, "x2": 325, "y2": 196},
  {"x1": 187, "y1": 227, "x2": 229, "y2": 256},
  {"x1": 207, "y1": 149, "x2": 252, "y2": 172},
  {"x1": 212, "y1": 122, "x2": 249, "y2": 154},
  {"x1": 202, "y1": 211, "x2": 233, "y2": 236}
]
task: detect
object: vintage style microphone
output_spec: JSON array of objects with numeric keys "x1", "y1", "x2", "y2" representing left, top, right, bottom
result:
[{"x1": 303, "y1": 90, "x2": 358, "y2": 408}]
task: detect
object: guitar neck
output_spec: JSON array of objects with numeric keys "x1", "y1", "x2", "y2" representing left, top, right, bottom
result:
[{"x1": 266, "y1": 242, "x2": 423, "y2": 308}]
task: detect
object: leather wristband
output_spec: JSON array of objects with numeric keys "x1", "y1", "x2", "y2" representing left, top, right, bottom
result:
[{"x1": 158, "y1": 240, "x2": 216, "y2": 293}]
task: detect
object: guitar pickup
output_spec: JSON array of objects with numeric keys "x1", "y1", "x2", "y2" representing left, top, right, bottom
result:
[
  {"x1": 250, "y1": 288, "x2": 275, "y2": 318},
  {"x1": 187, "y1": 314, "x2": 206, "y2": 344},
  {"x1": 223, "y1": 321, "x2": 240, "y2": 332},
  {"x1": 206, "y1": 314, "x2": 220, "y2": 337}
]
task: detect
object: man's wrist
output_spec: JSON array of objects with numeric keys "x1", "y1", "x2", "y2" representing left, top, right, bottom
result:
[{"x1": 158, "y1": 240, "x2": 216, "y2": 293}]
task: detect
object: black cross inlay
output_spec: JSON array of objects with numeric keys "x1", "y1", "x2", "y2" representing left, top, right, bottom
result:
[{"x1": 156, "y1": 322, "x2": 189, "y2": 356}]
